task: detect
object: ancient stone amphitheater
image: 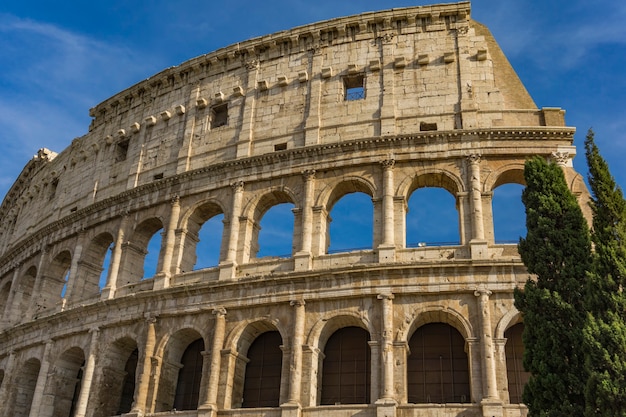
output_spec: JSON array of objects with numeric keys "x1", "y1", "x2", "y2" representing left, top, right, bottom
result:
[{"x1": 0, "y1": 2, "x2": 590, "y2": 417}]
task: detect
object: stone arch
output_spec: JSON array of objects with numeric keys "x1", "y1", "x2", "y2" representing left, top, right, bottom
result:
[
  {"x1": 316, "y1": 176, "x2": 376, "y2": 211},
  {"x1": 38, "y1": 249, "x2": 72, "y2": 314},
  {"x1": 155, "y1": 327, "x2": 205, "y2": 412},
  {"x1": 242, "y1": 188, "x2": 298, "y2": 261},
  {"x1": 179, "y1": 199, "x2": 226, "y2": 272},
  {"x1": 119, "y1": 217, "x2": 164, "y2": 285},
  {"x1": 223, "y1": 318, "x2": 284, "y2": 409},
  {"x1": 42, "y1": 346, "x2": 85, "y2": 417},
  {"x1": 316, "y1": 177, "x2": 377, "y2": 254},
  {"x1": 484, "y1": 164, "x2": 526, "y2": 243},
  {"x1": 400, "y1": 305, "x2": 474, "y2": 343},
  {"x1": 402, "y1": 171, "x2": 464, "y2": 247},
  {"x1": 10, "y1": 357, "x2": 41, "y2": 417},
  {"x1": 76, "y1": 232, "x2": 115, "y2": 302},
  {"x1": 495, "y1": 307, "x2": 522, "y2": 339},
  {"x1": 93, "y1": 336, "x2": 139, "y2": 417},
  {"x1": 399, "y1": 170, "x2": 465, "y2": 198},
  {"x1": 13, "y1": 265, "x2": 38, "y2": 322},
  {"x1": 0, "y1": 276, "x2": 12, "y2": 321}
]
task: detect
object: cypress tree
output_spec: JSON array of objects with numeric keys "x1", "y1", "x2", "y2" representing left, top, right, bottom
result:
[
  {"x1": 514, "y1": 156, "x2": 592, "y2": 417},
  {"x1": 583, "y1": 129, "x2": 626, "y2": 416}
]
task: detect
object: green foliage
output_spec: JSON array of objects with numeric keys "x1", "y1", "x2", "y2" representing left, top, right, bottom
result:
[
  {"x1": 583, "y1": 129, "x2": 626, "y2": 417},
  {"x1": 515, "y1": 156, "x2": 592, "y2": 417}
]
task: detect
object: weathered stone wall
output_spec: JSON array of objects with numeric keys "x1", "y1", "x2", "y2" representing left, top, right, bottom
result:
[{"x1": 0, "y1": 2, "x2": 586, "y2": 417}]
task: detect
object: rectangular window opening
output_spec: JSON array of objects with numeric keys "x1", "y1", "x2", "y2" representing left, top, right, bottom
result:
[
  {"x1": 116, "y1": 139, "x2": 130, "y2": 162},
  {"x1": 344, "y1": 75, "x2": 365, "y2": 101},
  {"x1": 211, "y1": 103, "x2": 228, "y2": 128},
  {"x1": 420, "y1": 122, "x2": 438, "y2": 132},
  {"x1": 153, "y1": 173, "x2": 164, "y2": 180},
  {"x1": 274, "y1": 143, "x2": 287, "y2": 151}
]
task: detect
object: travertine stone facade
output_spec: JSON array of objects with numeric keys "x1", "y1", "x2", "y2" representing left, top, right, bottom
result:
[{"x1": 0, "y1": 3, "x2": 590, "y2": 417}]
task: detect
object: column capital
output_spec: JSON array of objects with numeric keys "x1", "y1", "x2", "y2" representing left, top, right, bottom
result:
[
  {"x1": 144, "y1": 313, "x2": 158, "y2": 324},
  {"x1": 290, "y1": 299, "x2": 306, "y2": 307},
  {"x1": 212, "y1": 306, "x2": 227, "y2": 317},
  {"x1": 551, "y1": 151, "x2": 570, "y2": 166},
  {"x1": 380, "y1": 159, "x2": 396, "y2": 170},
  {"x1": 231, "y1": 180, "x2": 244, "y2": 192},
  {"x1": 171, "y1": 194, "x2": 180, "y2": 205},
  {"x1": 474, "y1": 287, "x2": 492, "y2": 298},
  {"x1": 302, "y1": 169, "x2": 316, "y2": 181},
  {"x1": 466, "y1": 153, "x2": 481, "y2": 164},
  {"x1": 377, "y1": 293, "x2": 395, "y2": 301}
]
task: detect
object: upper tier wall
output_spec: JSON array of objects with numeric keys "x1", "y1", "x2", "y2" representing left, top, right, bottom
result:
[{"x1": 0, "y1": 1, "x2": 569, "y2": 258}]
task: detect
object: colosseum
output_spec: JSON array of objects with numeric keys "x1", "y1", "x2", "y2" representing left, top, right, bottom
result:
[{"x1": 0, "y1": 2, "x2": 590, "y2": 417}]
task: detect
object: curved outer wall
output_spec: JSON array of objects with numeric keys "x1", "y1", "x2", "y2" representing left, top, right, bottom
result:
[{"x1": 0, "y1": 3, "x2": 590, "y2": 417}]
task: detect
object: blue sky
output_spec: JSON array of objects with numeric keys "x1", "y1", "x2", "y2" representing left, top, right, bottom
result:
[{"x1": 1, "y1": 0, "x2": 625, "y2": 263}]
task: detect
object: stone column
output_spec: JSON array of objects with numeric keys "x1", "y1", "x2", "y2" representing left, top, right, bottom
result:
[
  {"x1": 474, "y1": 288, "x2": 502, "y2": 416},
  {"x1": 286, "y1": 300, "x2": 306, "y2": 405},
  {"x1": 378, "y1": 160, "x2": 396, "y2": 263},
  {"x1": 236, "y1": 59, "x2": 259, "y2": 158},
  {"x1": 26, "y1": 246, "x2": 49, "y2": 319},
  {"x1": 101, "y1": 214, "x2": 129, "y2": 300},
  {"x1": 74, "y1": 328, "x2": 99, "y2": 417},
  {"x1": 467, "y1": 155, "x2": 488, "y2": 258},
  {"x1": 3, "y1": 265, "x2": 21, "y2": 323},
  {"x1": 295, "y1": 171, "x2": 315, "y2": 271},
  {"x1": 155, "y1": 195, "x2": 181, "y2": 289},
  {"x1": 0, "y1": 350, "x2": 16, "y2": 417},
  {"x1": 199, "y1": 307, "x2": 227, "y2": 416},
  {"x1": 28, "y1": 340, "x2": 54, "y2": 417},
  {"x1": 131, "y1": 316, "x2": 157, "y2": 414},
  {"x1": 377, "y1": 294, "x2": 396, "y2": 403},
  {"x1": 220, "y1": 182, "x2": 244, "y2": 280},
  {"x1": 64, "y1": 231, "x2": 85, "y2": 306}
]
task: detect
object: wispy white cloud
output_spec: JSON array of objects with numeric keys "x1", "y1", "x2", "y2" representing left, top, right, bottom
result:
[{"x1": 0, "y1": 13, "x2": 162, "y2": 198}]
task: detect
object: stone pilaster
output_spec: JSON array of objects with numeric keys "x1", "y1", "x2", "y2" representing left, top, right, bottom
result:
[
  {"x1": 220, "y1": 182, "x2": 244, "y2": 280},
  {"x1": 64, "y1": 230, "x2": 85, "y2": 306},
  {"x1": 377, "y1": 293, "x2": 396, "y2": 404},
  {"x1": 378, "y1": 160, "x2": 396, "y2": 263},
  {"x1": 475, "y1": 288, "x2": 503, "y2": 417},
  {"x1": 198, "y1": 307, "x2": 227, "y2": 417},
  {"x1": 154, "y1": 195, "x2": 181, "y2": 289},
  {"x1": 467, "y1": 155, "x2": 488, "y2": 258},
  {"x1": 28, "y1": 340, "x2": 54, "y2": 417},
  {"x1": 0, "y1": 351, "x2": 16, "y2": 417},
  {"x1": 74, "y1": 328, "x2": 100, "y2": 417},
  {"x1": 130, "y1": 316, "x2": 157, "y2": 415},
  {"x1": 101, "y1": 214, "x2": 128, "y2": 299},
  {"x1": 295, "y1": 171, "x2": 315, "y2": 271}
]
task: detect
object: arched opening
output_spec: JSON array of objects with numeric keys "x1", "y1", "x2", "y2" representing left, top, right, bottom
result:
[
  {"x1": 328, "y1": 193, "x2": 373, "y2": 253},
  {"x1": 407, "y1": 323, "x2": 470, "y2": 404},
  {"x1": 118, "y1": 218, "x2": 164, "y2": 286},
  {"x1": 320, "y1": 326, "x2": 371, "y2": 405},
  {"x1": 0, "y1": 279, "x2": 11, "y2": 320},
  {"x1": 44, "y1": 347, "x2": 85, "y2": 417},
  {"x1": 38, "y1": 250, "x2": 71, "y2": 314},
  {"x1": 505, "y1": 323, "x2": 529, "y2": 404},
  {"x1": 118, "y1": 348, "x2": 138, "y2": 414},
  {"x1": 12, "y1": 358, "x2": 40, "y2": 417},
  {"x1": 95, "y1": 337, "x2": 138, "y2": 417},
  {"x1": 181, "y1": 202, "x2": 225, "y2": 272},
  {"x1": 492, "y1": 183, "x2": 526, "y2": 243},
  {"x1": 143, "y1": 228, "x2": 163, "y2": 279},
  {"x1": 156, "y1": 329, "x2": 205, "y2": 412},
  {"x1": 242, "y1": 331, "x2": 283, "y2": 408},
  {"x1": 194, "y1": 213, "x2": 224, "y2": 270},
  {"x1": 257, "y1": 203, "x2": 295, "y2": 258},
  {"x1": 17, "y1": 267, "x2": 37, "y2": 320},
  {"x1": 406, "y1": 187, "x2": 460, "y2": 246},
  {"x1": 248, "y1": 191, "x2": 296, "y2": 261},
  {"x1": 78, "y1": 233, "x2": 114, "y2": 301},
  {"x1": 173, "y1": 338, "x2": 205, "y2": 411},
  {"x1": 99, "y1": 242, "x2": 113, "y2": 289}
]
